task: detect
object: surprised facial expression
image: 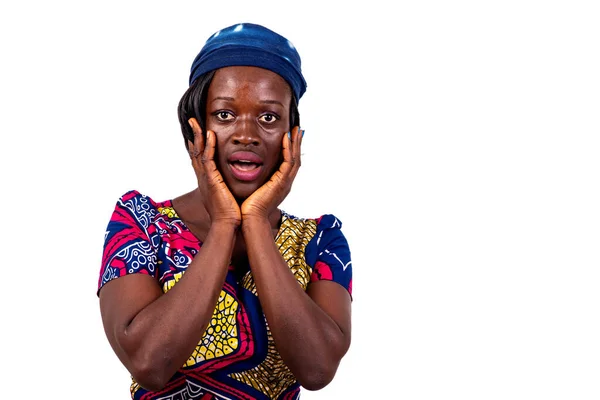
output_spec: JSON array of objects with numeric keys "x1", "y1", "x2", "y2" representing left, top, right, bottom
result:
[{"x1": 205, "y1": 66, "x2": 292, "y2": 200}]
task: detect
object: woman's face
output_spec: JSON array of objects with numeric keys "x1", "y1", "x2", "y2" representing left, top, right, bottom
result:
[{"x1": 205, "y1": 66, "x2": 292, "y2": 200}]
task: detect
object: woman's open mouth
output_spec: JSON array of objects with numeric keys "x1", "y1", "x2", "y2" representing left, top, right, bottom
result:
[{"x1": 228, "y1": 151, "x2": 264, "y2": 182}]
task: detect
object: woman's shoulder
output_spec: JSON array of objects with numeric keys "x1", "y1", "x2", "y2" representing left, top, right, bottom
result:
[
  {"x1": 283, "y1": 211, "x2": 344, "y2": 231},
  {"x1": 110, "y1": 189, "x2": 174, "y2": 223},
  {"x1": 114, "y1": 189, "x2": 172, "y2": 209},
  {"x1": 281, "y1": 211, "x2": 348, "y2": 254},
  {"x1": 283, "y1": 211, "x2": 352, "y2": 292}
]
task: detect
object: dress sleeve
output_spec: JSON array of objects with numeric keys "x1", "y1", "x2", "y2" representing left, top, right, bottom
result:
[
  {"x1": 97, "y1": 190, "x2": 159, "y2": 295},
  {"x1": 305, "y1": 214, "x2": 353, "y2": 298}
]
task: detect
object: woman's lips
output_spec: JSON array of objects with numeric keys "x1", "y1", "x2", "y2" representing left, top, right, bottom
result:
[{"x1": 227, "y1": 151, "x2": 264, "y2": 182}]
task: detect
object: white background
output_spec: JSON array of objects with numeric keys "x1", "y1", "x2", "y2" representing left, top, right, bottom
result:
[{"x1": 1, "y1": 0, "x2": 599, "y2": 399}]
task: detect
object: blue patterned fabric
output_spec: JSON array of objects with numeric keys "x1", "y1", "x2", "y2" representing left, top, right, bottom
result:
[{"x1": 189, "y1": 23, "x2": 307, "y2": 101}]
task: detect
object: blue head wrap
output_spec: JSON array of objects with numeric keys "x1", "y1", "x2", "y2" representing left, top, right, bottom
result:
[{"x1": 189, "y1": 23, "x2": 307, "y2": 102}]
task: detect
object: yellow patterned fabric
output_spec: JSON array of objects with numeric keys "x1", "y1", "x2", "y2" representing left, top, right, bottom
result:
[
  {"x1": 185, "y1": 291, "x2": 240, "y2": 366},
  {"x1": 230, "y1": 215, "x2": 317, "y2": 398},
  {"x1": 240, "y1": 214, "x2": 317, "y2": 294},
  {"x1": 158, "y1": 206, "x2": 178, "y2": 218}
]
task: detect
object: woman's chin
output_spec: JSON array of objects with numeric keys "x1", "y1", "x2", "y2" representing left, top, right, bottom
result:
[{"x1": 230, "y1": 182, "x2": 261, "y2": 202}]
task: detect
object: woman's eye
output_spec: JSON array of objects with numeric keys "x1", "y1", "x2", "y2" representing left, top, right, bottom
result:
[
  {"x1": 259, "y1": 113, "x2": 279, "y2": 123},
  {"x1": 216, "y1": 111, "x2": 233, "y2": 121}
]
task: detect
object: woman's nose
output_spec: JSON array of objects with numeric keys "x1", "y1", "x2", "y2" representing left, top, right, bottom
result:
[{"x1": 231, "y1": 118, "x2": 260, "y2": 146}]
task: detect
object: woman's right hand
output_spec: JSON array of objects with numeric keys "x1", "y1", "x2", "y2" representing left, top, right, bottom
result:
[{"x1": 188, "y1": 118, "x2": 241, "y2": 227}]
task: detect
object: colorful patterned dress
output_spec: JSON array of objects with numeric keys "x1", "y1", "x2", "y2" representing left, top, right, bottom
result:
[{"x1": 98, "y1": 190, "x2": 353, "y2": 400}]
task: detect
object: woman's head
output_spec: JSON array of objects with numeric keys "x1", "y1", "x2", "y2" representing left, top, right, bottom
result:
[
  {"x1": 177, "y1": 23, "x2": 306, "y2": 199},
  {"x1": 178, "y1": 23, "x2": 305, "y2": 146}
]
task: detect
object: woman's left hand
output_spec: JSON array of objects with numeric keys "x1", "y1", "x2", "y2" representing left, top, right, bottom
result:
[{"x1": 241, "y1": 126, "x2": 304, "y2": 220}]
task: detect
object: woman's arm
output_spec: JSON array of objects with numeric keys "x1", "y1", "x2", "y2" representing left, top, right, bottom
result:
[
  {"x1": 242, "y1": 217, "x2": 352, "y2": 391},
  {"x1": 99, "y1": 221, "x2": 237, "y2": 391},
  {"x1": 100, "y1": 122, "x2": 242, "y2": 391},
  {"x1": 240, "y1": 127, "x2": 351, "y2": 389}
]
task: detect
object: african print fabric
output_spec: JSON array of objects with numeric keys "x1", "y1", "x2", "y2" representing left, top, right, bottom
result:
[{"x1": 98, "y1": 190, "x2": 352, "y2": 400}]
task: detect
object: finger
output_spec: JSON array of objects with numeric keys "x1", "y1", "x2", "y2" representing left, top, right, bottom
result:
[
  {"x1": 288, "y1": 126, "x2": 302, "y2": 178},
  {"x1": 295, "y1": 127, "x2": 304, "y2": 168},
  {"x1": 292, "y1": 126, "x2": 302, "y2": 165},
  {"x1": 281, "y1": 129, "x2": 293, "y2": 164},
  {"x1": 188, "y1": 118, "x2": 205, "y2": 155},
  {"x1": 196, "y1": 131, "x2": 205, "y2": 159},
  {"x1": 202, "y1": 130, "x2": 227, "y2": 187},
  {"x1": 202, "y1": 130, "x2": 216, "y2": 163},
  {"x1": 288, "y1": 126, "x2": 301, "y2": 166},
  {"x1": 274, "y1": 129, "x2": 292, "y2": 178},
  {"x1": 188, "y1": 117, "x2": 201, "y2": 136},
  {"x1": 187, "y1": 139, "x2": 197, "y2": 160}
]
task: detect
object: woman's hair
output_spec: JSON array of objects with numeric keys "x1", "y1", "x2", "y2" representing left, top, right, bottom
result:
[{"x1": 177, "y1": 71, "x2": 300, "y2": 150}]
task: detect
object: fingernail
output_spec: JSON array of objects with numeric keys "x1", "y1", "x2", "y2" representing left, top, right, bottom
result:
[
  {"x1": 301, "y1": 129, "x2": 305, "y2": 137},
  {"x1": 287, "y1": 131, "x2": 291, "y2": 139}
]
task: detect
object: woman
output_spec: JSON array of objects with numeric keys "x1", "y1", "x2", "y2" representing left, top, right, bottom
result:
[{"x1": 98, "y1": 23, "x2": 353, "y2": 400}]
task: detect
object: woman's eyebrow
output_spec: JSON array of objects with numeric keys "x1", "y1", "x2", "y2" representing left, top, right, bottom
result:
[
  {"x1": 260, "y1": 99, "x2": 284, "y2": 107},
  {"x1": 211, "y1": 96, "x2": 235, "y2": 103},
  {"x1": 210, "y1": 97, "x2": 284, "y2": 107}
]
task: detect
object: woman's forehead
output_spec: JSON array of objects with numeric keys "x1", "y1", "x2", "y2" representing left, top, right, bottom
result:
[{"x1": 209, "y1": 66, "x2": 292, "y2": 99}]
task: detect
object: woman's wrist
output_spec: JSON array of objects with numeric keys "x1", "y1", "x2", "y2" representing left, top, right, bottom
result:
[
  {"x1": 209, "y1": 219, "x2": 241, "y2": 235},
  {"x1": 241, "y1": 215, "x2": 271, "y2": 236}
]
